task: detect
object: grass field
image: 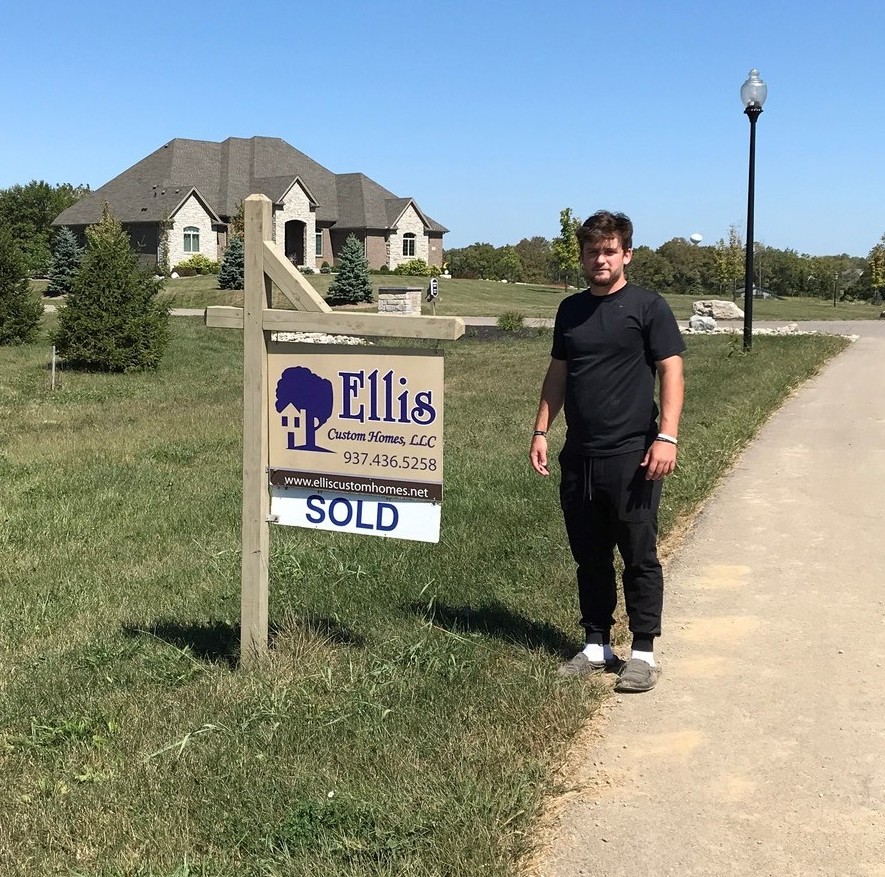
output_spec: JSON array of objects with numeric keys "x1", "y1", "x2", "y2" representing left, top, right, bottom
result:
[
  {"x1": 0, "y1": 315, "x2": 849, "y2": 875},
  {"x1": 144, "y1": 274, "x2": 884, "y2": 322}
]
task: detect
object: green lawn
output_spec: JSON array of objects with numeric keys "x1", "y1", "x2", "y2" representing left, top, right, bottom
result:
[
  {"x1": 0, "y1": 315, "x2": 849, "y2": 875},
  {"x1": 148, "y1": 274, "x2": 884, "y2": 322}
]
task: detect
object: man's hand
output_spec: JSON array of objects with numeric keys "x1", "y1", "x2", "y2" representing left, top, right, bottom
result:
[
  {"x1": 641, "y1": 440, "x2": 677, "y2": 480},
  {"x1": 530, "y1": 435, "x2": 550, "y2": 476}
]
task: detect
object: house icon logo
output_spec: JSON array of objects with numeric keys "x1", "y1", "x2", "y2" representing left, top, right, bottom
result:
[{"x1": 275, "y1": 366, "x2": 335, "y2": 453}]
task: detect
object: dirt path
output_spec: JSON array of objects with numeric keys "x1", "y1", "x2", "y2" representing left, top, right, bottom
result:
[{"x1": 536, "y1": 326, "x2": 885, "y2": 877}]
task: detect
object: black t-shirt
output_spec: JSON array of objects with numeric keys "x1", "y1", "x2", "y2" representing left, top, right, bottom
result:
[{"x1": 551, "y1": 283, "x2": 685, "y2": 456}]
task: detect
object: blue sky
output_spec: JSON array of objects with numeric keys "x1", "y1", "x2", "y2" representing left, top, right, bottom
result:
[{"x1": 3, "y1": 0, "x2": 883, "y2": 256}]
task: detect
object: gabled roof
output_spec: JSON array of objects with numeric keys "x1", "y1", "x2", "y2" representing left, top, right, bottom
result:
[
  {"x1": 53, "y1": 136, "x2": 447, "y2": 234},
  {"x1": 385, "y1": 197, "x2": 446, "y2": 233}
]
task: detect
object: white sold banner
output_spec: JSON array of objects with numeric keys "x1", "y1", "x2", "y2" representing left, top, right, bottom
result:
[{"x1": 270, "y1": 487, "x2": 442, "y2": 543}]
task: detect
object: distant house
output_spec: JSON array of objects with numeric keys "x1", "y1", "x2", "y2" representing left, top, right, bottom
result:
[{"x1": 52, "y1": 136, "x2": 448, "y2": 272}]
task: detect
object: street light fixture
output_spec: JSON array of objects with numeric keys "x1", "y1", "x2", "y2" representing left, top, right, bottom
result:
[{"x1": 740, "y1": 68, "x2": 767, "y2": 350}]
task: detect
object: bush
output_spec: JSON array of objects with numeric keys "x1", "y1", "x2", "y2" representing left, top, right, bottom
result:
[
  {"x1": 497, "y1": 311, "x2": 526, "y2": 332},
  {"x1": 393, "y1": 258, "x2": 432, "y2": 277},
  {"x1": 0, "y1": 227, "x2": 43, "y2": 345},
  {"x1": 320, "y1": 261, "x2": 332, "y2": 274},
  {"x1": 53, "y1": 208, "x2": 170, "y2": 371},
  {"x1": 378, "y1": 264, "x2": 390, "y2": 274},
  {"x1": 172, "y1": 253, "x2": 219, "y2": 275},
  {"x1": 219, "y1": 235, "x2": 244, "y2": 290},
  {"x1": 327, "y1": 234, "x2": 373, "y2": 305}
]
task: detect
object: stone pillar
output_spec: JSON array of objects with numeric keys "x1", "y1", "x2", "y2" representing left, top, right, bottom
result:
[{"x1": 377, "y1": 287, "x2": 422, "y2": 316}]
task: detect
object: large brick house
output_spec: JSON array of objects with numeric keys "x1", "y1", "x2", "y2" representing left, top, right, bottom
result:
[{"x1": 53, "y1": 136, "x2": 448, "y2": 271}]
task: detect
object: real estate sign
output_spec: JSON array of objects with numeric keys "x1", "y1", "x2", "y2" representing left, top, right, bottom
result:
[{"x1": 267, "y1": 343, "x2": 444, "y2": 543}]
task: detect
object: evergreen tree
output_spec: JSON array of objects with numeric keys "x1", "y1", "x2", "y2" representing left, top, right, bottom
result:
[
  {"x1": 0, "y1": 226, "x2": 43, "y2": 345},
  {"x1": 47, "y1": 226, "x2": 83, "y2": 296},
  {"x1": 53, "y1": 207, "x2": 170, "y2": 371},
  {"x1": 327, "y1": 234, "x2": 373, "y2": 304},
  {"x1": 219, "y1": 235, "x2": 245, "y2": 290}
]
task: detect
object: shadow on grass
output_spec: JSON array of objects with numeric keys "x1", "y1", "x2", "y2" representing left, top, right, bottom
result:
[
  {"x1": 123, "y1": 619, "x2": 240, "y2": 668},
  {"x1": 124, "y1": 615, "x2": 366, "y2": 668},
  {"x1": 407, "y1": 599, "x2": 575, "y2": 657},
  {"x1": 273, "y1": 615, "x2": 366, "y2": 648}
]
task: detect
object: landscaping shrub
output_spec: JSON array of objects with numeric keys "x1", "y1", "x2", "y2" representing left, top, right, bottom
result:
[
  {"x1": 320, "y1": 261, "x2": 332, "y2": 274},
  {"x1": 172, "y1": 253, "x2": 219, "y2": 275},
  {"x1": 0, "y1": 226, "x2": 42, "y2": 344},
  {"x1": 497, "y1": 311, "x2": 526, "y2": 332},
  {"x1": 53, "y1": 208, "x2": 170, "y2": 371},
  {"x1": 393, "y1": 258, "x2": 432, "y2": 277}
]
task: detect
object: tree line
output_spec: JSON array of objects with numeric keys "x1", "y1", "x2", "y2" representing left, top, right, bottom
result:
[{"x1": 446, "y1": 211, "x2": 885, "y2": 304}]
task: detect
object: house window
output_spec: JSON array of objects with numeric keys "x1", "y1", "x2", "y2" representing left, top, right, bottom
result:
[
  {"x1": 403, "y1": 233, "x2": 416, "y2": 257},
  {"x1": 316, "y1": 231, "x2": 323, "y2": 257},
  {"x1": 183, "y1": 226, "x2": 200, "y2": 253}
]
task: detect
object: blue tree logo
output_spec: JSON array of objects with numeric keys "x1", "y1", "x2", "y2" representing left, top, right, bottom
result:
[{"x1": 275, "y1": 367, "x2": 335, "y2": 453}]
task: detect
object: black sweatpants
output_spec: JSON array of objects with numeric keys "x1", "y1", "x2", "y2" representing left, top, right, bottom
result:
[{"x1": 559, "y1": 446, "x2": 664, "y2": 650}]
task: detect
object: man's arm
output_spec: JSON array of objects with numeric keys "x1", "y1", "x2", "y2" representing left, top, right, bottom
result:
[
  {"x1": 641, "y1": 354, "x2": 684, "y2": 480},
  {"x1": 530, "y1": 358, "x2": 567, "y2": 476}
]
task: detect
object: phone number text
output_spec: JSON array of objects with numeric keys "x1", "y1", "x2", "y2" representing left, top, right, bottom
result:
[{"x1": 343, "y1": 452, "x2": 438, "y2": 471}]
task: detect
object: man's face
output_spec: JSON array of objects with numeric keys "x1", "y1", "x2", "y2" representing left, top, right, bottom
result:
[{"x1": 581, "y1": 236, "x2": 632, "y2": 289}]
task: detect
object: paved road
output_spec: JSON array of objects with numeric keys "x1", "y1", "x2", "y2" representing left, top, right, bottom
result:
[{"x1": 535, "y1": 325, "x2": 885, "y2": 876}]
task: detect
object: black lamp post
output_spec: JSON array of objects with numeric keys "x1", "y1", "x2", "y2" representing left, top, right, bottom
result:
[{"x1": 741, "y1": 69, "x2": 767, "y2": 351}]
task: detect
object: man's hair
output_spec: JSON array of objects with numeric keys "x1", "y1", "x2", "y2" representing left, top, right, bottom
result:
[{"x1": 575, "y1": 211, "x2": 633, "y2": 252}]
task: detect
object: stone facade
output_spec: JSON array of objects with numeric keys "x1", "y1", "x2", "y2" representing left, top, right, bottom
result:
[
  {"x1": 377, "y1": 287, "x2": 422, "y2": 316},
  {"x1": 389, "y1": 204, "x2": 429, "y2": 269},
  {"x1": 169, "y1": 195, "x2": 218, "y2": 267},
  {"x1": 274, "y1": 181, "x2": 315, "y2": 268}
]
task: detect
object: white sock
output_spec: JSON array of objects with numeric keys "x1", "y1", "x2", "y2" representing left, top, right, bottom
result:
[
  {"x1": 582, "y1": 643, "x2": 615, "y2": 662},
  {"x1": 631, "y1": 649, "x2": 655, "y2": 667}
]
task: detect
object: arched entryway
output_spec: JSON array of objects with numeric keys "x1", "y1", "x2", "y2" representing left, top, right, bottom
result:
[{"x1": 284, "y1": 219, "x2": 305, "y2": 265}]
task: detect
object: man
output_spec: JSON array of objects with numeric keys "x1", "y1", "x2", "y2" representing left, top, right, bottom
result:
[{"x1": 530, "y1": 211, "x2": 685, "y2": 693}]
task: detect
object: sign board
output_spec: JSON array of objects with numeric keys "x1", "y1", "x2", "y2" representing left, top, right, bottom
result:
[{"x1": 267, "y1": 343, "x2": 444, "y2": 543}]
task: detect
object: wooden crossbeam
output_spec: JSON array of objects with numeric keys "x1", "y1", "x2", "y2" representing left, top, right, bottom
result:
[{"x1": 205, "y1": 306, "x2": 465, "y2": 340}]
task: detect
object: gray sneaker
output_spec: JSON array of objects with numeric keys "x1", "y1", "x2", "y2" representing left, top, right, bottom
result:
[
  {"x1": 614, "y1": 658, "x2": 660, "y2": 693},
  {"x1": 557, "y1": 652, "x2": 621, "y2": 678}
]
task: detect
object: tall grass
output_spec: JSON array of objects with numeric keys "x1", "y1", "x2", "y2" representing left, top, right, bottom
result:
[{"x1": 0, "y1": 319, "x2": 847, "y2": 875}]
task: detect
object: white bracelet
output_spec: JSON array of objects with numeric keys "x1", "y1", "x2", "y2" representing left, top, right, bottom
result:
[{"x1": 656, "y1": 432, "x2": 678, "y2": 445}]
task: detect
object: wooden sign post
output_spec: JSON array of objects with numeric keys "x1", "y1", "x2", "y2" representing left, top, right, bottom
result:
[{"x1": 206, "y1": 194, "x2": 464, "y2": 667}]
